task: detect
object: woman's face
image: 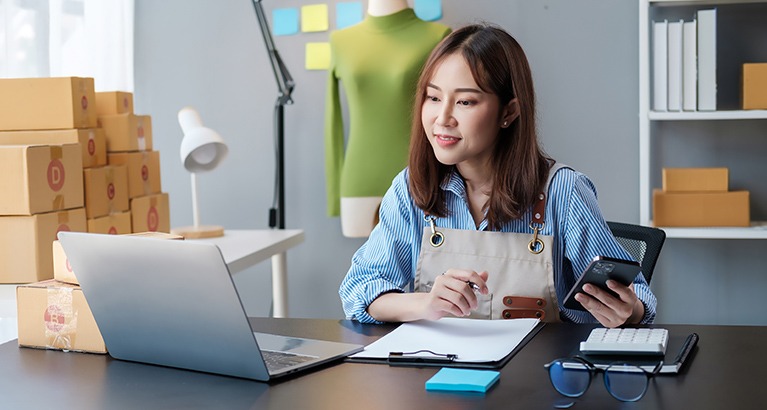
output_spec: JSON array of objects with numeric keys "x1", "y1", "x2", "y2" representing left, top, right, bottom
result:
[{"x1": 421, "y1": 53, "x2": 504, "y2": 171}]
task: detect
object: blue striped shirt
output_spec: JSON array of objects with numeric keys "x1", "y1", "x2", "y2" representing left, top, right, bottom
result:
[{"x1": 339, "y1": 167, "x2": 657, "y2": 324}]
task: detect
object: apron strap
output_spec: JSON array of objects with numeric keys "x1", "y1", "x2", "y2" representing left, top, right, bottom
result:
[{"x1": 531, "y1": 162, "x2": 570, "y2": 226}]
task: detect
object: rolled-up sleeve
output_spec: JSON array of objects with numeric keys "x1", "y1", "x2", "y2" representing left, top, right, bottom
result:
[{"x1": 339, "y1": 171, "x2": 418, "y2": 323}]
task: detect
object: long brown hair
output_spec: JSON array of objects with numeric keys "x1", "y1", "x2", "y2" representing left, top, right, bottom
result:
[{"x1": 408, "y1": 23, "x2": 551, "y2": 230}]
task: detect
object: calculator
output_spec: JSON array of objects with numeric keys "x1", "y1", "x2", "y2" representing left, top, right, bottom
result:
[{"x1": 579, "y1": 328, "x2": 669, "y2": 356}]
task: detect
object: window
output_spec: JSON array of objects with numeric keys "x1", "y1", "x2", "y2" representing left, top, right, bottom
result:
[{"x1": 0, "y1": 0, "x2": 134, "y2": 91}]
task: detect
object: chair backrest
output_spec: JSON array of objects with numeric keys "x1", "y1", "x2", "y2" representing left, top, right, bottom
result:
[{"x1": 606, "y1": 221, "x2": 666, "y2": 285}]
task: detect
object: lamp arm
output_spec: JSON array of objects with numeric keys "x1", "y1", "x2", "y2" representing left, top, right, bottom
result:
[{"x1": 252, "y1": 0, "x2": 294, "y2": 104}]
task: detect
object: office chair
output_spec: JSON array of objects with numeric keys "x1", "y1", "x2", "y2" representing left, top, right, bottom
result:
[{"x1": 606, "y1": 221, "x2": 666, "y2": 285}]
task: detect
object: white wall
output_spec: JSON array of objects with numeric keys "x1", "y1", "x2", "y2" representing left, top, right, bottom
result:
[{"x1": 134, "y1": 0, "x2": 767, "y2": 325}]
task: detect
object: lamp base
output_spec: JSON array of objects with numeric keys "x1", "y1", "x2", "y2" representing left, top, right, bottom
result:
[{"x1": 171, "y1": 225, "x2": 225, "y2": 239}]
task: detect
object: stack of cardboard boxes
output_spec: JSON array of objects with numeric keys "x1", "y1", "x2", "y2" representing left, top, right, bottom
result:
[
  {"x1": 97, "y1": 92, "x2": 170, "y2": 234},
  {"x1": 0, "y1": 77, "x2": 95, "y2": 284},
  {"x1": 0, "y1": 76, "x2": 171, "y2": 353},
  {"x1": 653, "y1": 167, "x2": 750, "y2": 227}
]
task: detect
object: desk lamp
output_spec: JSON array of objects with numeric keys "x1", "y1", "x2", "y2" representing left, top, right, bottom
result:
[{"x1": 171, "y1": 107, "x2": 228, "y2": 238}]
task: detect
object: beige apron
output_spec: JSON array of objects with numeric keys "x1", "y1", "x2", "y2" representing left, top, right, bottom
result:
[{"x1": 414, "y1": 164, "x2": 566, "y2": 322}]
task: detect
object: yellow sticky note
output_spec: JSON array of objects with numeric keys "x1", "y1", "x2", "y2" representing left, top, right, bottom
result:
[
  {"x1": 301, "y1": 4, "x2": 328, "y2": 32},
  {"x1": 305, "y1": 42, "x2": 331, "y2": 70}
]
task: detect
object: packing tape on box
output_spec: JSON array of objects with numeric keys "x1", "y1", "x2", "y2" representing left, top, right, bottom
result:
[
  {"x1": 45, "y1": 287, "x2": 78, "y2": 350},
  {"x1": 142, "y1": 152, "x2": 151, "y2": 195},
  {"x1": 50, "y1": 145, "x2": 63, "y2": 160},
  {"x1": 106, "y1": 167, "x2": 115, "y2": 214},
  {"x1": 58, "y1": 209, "x2": 70, "y2": 226},
  {"x1": 137, "y1": 117, "x2": 147, "y2": 151},
  {"x1": 50, "y1": 146, "x2": 65, "y2": 210}
]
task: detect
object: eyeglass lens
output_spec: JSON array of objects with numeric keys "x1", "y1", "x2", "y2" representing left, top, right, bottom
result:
[
  {"x1": 548, "y1": 359, "x2": 649, "y2": 402},
  {"x1": 604, "y1": 364, "x2": 649, "y2": 402},
  {"x1": 548, "y1": 360, "x2": 591, "y2": 397}
]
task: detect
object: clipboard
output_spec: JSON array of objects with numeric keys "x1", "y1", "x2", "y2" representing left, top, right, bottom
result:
[{"x1": 346, "y1": 318, "x2": 545, "y2": 369}]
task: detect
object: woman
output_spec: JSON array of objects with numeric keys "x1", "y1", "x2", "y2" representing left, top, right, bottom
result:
[{"x1": 339, "y1": 23, "x2": 656, "y2": 328}]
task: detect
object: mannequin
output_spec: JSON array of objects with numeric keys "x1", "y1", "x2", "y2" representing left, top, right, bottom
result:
[
  {"x1": 325, "y1": 0, "x2": 450, "y2": 238},
  {"x1": 367, "y1": 0, "x2": 408, "y2": 16}
]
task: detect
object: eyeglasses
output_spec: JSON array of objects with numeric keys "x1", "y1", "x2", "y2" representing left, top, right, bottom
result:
[{"x1": 545, "y1": 356, "x2": 662, "y2": 402}]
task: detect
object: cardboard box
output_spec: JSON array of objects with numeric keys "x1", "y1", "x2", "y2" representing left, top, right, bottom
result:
[
  {"x1": 0, "y1": 208, "x2": 86, "y2": 283},
  {"x1": 86, "y1": 211, "x2": 133, "y2": 236},
  {"x1": 52, "y1": 239, "x2": 77, "y2": 285},
  {"x1": 95, "y1": 91, "x2": 133, "y2": 115},
  {"x1": 653, "y1": 189, "x2": 750, "y2": 227},
  {"x1": 0, "y1": 144, "x2": 84, "y2": 215},
  {"x1": 662, "y1": 168, "x2": 729, "y2": 192},
  {"x1": 0, "y1": 77, "x2": 97, "y2": 131},
  {"x1": 83, "y1": 165, "x2": 130, "y2": 219},
  {"x1": 17, "y1": 279, "x2": 106, "y2": 353},
  {"x1": 53, "y1": 227, "x2": 180, "y2": 286},
  {"x1": 107, "y1": 151, "x2": 162, "y2": 199},
  {"x1": 0, "y1": 128, "x2": 107, "y2": 169},
  {"x1": 743, "y1": 63, "x2": 767, "y2": 110},
  {"x1": 98, "y1": 114, "x2": 152, "y2": 152},
  {"x1": 130, "y1": 193, "x2": 170, "y2": 233}
]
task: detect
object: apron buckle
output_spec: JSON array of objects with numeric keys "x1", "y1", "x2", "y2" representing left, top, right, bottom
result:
[
  {"x1": 528, "y1": 222, "x2": 545, "y2": 254},
  {"x1": 425, "y1": 215, "x2": 444, "y2": 247}
]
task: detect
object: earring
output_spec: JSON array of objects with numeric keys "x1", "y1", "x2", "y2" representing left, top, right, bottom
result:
[{"x1": 502, "y1": 121, "x2": 508, "y2": 127}]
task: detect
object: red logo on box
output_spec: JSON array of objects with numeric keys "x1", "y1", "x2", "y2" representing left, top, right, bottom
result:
[
  {"x1": 147, "y1": 206, "x2": 159, "y2": 231},
  {"x1": 107, "y1": 183, "x2": 115, "y2": 200},
  {"x1": 66, "y1": 258, "x2": 72, "y2": 272},
  {"x1": 47, "y1": 159, "x2": 65, "y2": 191},
  {"x1": 81, "y1": 95, "x2": 88, "y2": 110},
  {"x1": 44, "y1": 305, "x2": 65, "y2": 332},
  {"x1": 88, "y1": 138, "x2": 96, "y2": 156},
  {"x1": 108, "y1": 226, "x2": 118, "y2": 235},
  {"x1": 137, "y1": 126, "x2": 144, "y2": 138},
  {"x1": 56, "y1": 224, "x2": 71, "y2": 235},
  {"x1": 141, "y1": 165, "x2": 148, "y2": 181},
  {"x1": 123, "y1": 97, "x2": 129, "y2": 108}
]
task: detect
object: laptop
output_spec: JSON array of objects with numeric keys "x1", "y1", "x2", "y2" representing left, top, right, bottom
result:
[{"x1": 57, "y1": 231, "x2": 363, "y2": 381}]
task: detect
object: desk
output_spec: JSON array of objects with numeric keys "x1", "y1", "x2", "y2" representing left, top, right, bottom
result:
[
  {"x1": 0, "y1": 229, "x2": 303, "y2": 344},
  {"x1": 188, "y1": 229, "x2": 304, "y2": 318},
  {"x1": 0, "y1": 318, "x2": 764, "y2": 409}
]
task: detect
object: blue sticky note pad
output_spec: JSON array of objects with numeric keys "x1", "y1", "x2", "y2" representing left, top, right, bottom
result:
[
  {"x1": 414, "y1": 0, "x2": 443, "y2": 21},
  {"x1": 425, "y1": 368, "x2": 500, "y2": 393},
  {"x1": 272, "y1": 8, "x2": 299, "y2": 36},
  {"x1": 336, "y1": 2, "x2": 363, "y2": 29}
]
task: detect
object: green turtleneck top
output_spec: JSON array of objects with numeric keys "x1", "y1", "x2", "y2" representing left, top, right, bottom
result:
[{"x1": 324, "y1": 9, "x2": 450, "y2": 216}]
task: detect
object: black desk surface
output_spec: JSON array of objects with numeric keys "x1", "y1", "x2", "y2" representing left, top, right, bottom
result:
[{"x1": 1, "y1": 318, "x2": 765, "y2": 409}]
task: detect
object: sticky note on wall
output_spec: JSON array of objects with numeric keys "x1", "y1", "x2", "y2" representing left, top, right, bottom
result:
[
  {"x1": 272, "y1": 8, "x2": 299, "y2": 36},
  {"x1": 301, "y1": 4, "x2": 329, "y2": 32},
  {"x1": 336, "y1": 2, "x2": 363, "y2": 29},
  {"x1": 306, "y1": 42, "x2": 331, "y2": 70},
  {"x1": 415, "y1": 0, "x2": 443, "y2": 21}
]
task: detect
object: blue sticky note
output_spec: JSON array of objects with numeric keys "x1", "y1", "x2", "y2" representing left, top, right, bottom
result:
[
  {"x1": 336, "y1": 2, "x2": 363, "y2": 29},
  {"x1": 414, "y1": 0, "x2": 443, "y2": 21},
  {"x1": 425, "y1": 368, "x2": 500, "y2": 393},
  {"x1": 272, "y1": 8, "x2": 299, "y2": 36}
]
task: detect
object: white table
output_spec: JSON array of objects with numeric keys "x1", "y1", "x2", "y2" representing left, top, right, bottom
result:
[{"x1": 187, "y1": 229, "x2": 304, "y2": 318}]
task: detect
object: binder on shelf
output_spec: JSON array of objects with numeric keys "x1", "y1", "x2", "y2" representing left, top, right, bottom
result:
[
  {"x1": 682, "y1": 20, "x2": 697, "y2": 111},
  {"x1": 652, "y1": 20, "x2": 668, "y2": 112},
  {"x1": 697, "y1": 8, "x2": 717, "y2": 111},
  {"x1": 667, "y1": 20, "x2": 684, "y2": 112}
]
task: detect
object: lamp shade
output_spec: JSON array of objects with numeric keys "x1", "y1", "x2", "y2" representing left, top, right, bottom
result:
[{"x1": 178, "y1": 107, "x2": 228, "y2": 172}]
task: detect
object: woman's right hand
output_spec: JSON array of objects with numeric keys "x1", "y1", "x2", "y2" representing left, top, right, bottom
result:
[{"x1": 420, "y1": 269, "x2": 489, "y2": 320}]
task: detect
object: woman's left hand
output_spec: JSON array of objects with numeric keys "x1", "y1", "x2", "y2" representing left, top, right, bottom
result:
[{"x1": 574, "y1": 280, "x2": 644, "y2": 328}]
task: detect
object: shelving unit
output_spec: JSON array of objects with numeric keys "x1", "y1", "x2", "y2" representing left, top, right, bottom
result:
[{"x1": 639, "y1": 0, "x2": 767, "y2": 239}]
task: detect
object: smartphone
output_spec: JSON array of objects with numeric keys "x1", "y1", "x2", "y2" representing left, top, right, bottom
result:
[{"x1": 562, "y1": 256, "x2": 642, "y2": 311}]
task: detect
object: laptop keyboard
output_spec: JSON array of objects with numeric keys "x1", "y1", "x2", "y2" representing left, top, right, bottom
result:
[{"x1": 261, "y1": 349, "x2": 318, "y2": 373}]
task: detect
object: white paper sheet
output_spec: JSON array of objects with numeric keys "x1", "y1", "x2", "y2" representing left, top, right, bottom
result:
[{"x1": 351, "y1": 317, "x2": 540, "y2": 363}]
